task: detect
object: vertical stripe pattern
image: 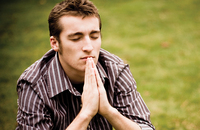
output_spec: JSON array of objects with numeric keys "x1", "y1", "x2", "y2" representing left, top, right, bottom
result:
[{"x1": 16, "y1": 49, "x2": 155, "y2": 130}]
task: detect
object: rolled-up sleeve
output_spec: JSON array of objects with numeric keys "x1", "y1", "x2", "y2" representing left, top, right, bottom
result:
[
  {"x1": 16, "y1": 82, "x2": 53, "y2": 130},
  {"x1": 114, "y1": 65, "x2": 155, "y2": 130}
]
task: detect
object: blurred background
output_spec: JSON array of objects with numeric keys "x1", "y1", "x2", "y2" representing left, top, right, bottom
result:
[{"x1": 0, "y1": 0, "x2": 199, "y2": 129}]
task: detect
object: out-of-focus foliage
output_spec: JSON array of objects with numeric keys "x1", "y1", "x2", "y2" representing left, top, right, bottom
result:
[{"x1": 0, "y1": 0, "x2": 199, "y2": 129}]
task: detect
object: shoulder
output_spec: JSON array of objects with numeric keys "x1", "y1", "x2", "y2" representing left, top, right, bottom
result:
[
  {"x1": 99, "y1": 49, "x2": 132, "y2": 84},
  {"x1": 99, "y1": 48, "x2": 136, "y2": 86},
  {"x1": 99, "y1": 48, "x2": 123, "y2": 64},
  {"x1": 99, "y1": 48, "x2": 128, "y2": 73},
  {"x1": 17, "y1": 49, "x2": 56, "y2": 86}
]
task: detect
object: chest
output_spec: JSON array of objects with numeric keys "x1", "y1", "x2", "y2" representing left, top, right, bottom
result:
[{"x1": 48, "y1": 91, "x2": 113, "y2": 130}]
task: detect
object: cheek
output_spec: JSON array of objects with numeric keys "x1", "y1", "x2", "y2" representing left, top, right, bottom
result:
[
  {"x1": 63, "y1": 45, "x2": 81, "y2": 60},
  {"x1": 61, "y1": 41, "x2": 78, "y2": 53},
  {"x1": 94, "y1": 41, "x2": 101, "y2": 64},
  {"x1": 95, "y1": 39, "x2": 101, "y2": 49}
]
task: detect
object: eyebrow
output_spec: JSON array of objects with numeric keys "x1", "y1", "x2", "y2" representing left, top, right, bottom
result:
[
  {"x1": 68, "y1": 32, "x2": 83, "y2": 38},
  {"x1": 68, "y1": 30, "x2": 101, "y2": 38},
  {"x1": 90, "y1": 30, "x2": 101, "y2": 35}
]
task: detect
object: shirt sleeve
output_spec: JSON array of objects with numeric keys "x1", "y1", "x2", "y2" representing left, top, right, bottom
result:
[
  {"x1": 16, "y1": 81, "x2": 53, "y2": 130},
  {"x1": 114, "y1": 65, "x2": 155, "y2": 130}
]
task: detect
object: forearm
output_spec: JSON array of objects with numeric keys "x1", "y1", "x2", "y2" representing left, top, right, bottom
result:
[
  {"x1": 65, "y1": 109, "x2": 92, "y2": 130},
  {"x1": 104, "y1": 107, "x2": 141, "y2": 130},
  {"x1": 66, "y1": 58, "x2": 99, "y2": 130}
]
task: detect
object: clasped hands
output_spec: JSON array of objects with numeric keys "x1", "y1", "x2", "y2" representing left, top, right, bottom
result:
[
  {"x1": 81, "y1": 57, "x2": 112, "y2": 118},
  {"x1": 67, "y1": 58, "x2": 142, "y2": 130}
]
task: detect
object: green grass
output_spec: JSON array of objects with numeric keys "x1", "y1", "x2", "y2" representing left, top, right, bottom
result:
[{"x1": 0, "y1": 0, "x2": 200, "y2": 129}]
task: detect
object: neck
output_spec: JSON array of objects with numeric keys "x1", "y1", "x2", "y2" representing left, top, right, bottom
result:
[
  {"x1": 62, "y1": 64, "x2": 85, "y2": 84},
  {"x1": 67, "y1": 72, "x2": 85, "y2": 84},
  {"x1": 57, "y1": 54, "x2": 85, "y2": 84}
]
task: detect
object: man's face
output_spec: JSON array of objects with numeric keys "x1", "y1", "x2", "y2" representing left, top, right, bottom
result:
[{"x1": 56, "y1": 15, "x2": 101, "y2": 76}]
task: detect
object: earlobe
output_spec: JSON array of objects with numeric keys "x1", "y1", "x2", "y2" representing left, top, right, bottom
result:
[{"x1": 50, "y1": 36, "x2": 59, "y2": 52}]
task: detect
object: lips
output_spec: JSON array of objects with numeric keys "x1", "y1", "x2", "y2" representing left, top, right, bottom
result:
[{"x1": 81, "y1": 56, "x2": 94, "y2": 60}]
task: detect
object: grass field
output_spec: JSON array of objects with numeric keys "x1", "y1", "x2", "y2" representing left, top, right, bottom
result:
[{"x1": 0, "y1": 0, "x2": 200, "y2": 129}]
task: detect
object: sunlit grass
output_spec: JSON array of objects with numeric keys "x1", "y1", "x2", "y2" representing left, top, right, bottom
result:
[{"x1": 0, "y1": 0, "x2": 200, "y2": 129}]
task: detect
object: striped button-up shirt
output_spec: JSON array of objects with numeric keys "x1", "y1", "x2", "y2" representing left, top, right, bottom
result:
[{"x1": 16, "y1": 49, "x2": 155, "y2": 130}]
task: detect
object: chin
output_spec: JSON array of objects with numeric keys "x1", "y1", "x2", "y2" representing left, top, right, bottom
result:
[{"x1": 79, "y1": 66, "x2": 86, "y2": 73}]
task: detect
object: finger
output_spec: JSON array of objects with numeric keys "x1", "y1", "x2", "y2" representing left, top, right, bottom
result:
[
  {"x1": 85, "y1": 57, "x2": 91, "y2": 76},
  {"x1": 90, "y1": 58, "x2": 98, "y2": 86},
  {"x1": 84, "y1": 58, "x2": 92, "y2": 88},
  {"x1": 84, "y1": 58, "x2": 90, "y2": 85},
  {"x1": 93, "y1": 64, "x2": 104, "y2": 88},
  {"x1": 89, "y1": 58, "x2": 103, "y2": 86},
  {"x1": 90, "y1": 58, "x2": 95, "y2": 68},
  {"x1": 84, "y1": 58, "x2": 97, "y2": 90}
]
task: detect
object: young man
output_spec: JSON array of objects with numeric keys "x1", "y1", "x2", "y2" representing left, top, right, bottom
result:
[{"x1": 16, "y1": 0, "x2": 155, "y2": 129}]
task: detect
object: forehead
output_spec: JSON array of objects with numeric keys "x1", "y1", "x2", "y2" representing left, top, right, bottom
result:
[{"x1": 59, "y1": 15, "x2": 100, "y2": 34}]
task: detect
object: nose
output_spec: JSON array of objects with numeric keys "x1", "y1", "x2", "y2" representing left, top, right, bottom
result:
[{"x1": 82, "y1": 36, "x2": 93, "y2": 52}]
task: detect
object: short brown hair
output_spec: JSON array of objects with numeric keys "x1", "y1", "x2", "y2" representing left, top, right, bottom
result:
[{"x1": 48, "y1": 0, "x2": 101, "y2": 42}]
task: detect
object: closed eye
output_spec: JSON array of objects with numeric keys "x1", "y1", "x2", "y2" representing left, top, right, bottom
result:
[
  {"x1": 90, "y1": 31, "x2": 101, "y2": 40},
  {"x1": 68, "y1": 32, "x2": 83, "y2": 42},
  {"x1": 70, "y1": 37, "x2": 82, "y2": 41}
]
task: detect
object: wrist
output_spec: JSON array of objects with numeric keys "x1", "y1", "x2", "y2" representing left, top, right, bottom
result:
[
  {"x1": 101, "y1": 106, "x2": 117, "y2": 119},
  {"x1": 79, "y1": 107, "x2": 96, "y2": 121},
  {"x1": 65, "y1": 108, "x2": 93, "y2": 130}
]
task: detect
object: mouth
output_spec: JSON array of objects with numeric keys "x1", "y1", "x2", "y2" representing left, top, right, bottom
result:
[{"x1": 81, "y1": 56, "x2": 95, "y2": 60}]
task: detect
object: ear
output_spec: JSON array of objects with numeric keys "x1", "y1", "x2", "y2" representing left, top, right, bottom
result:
[{"x1": 50, "y1": 36, "x2": 59, "y2": 52}]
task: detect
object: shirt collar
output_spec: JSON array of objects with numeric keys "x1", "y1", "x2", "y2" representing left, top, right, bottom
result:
[
  {"x1": 47, "y1": 52, "x2": 80, "y2": 98},
  {"x1": 47, "y1": 52, "x2": 109, "y2": 98},
  {"x1": 96, "y1": 61, "x2": 109, "y2": 85}
]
